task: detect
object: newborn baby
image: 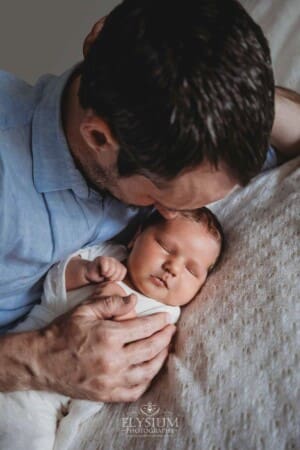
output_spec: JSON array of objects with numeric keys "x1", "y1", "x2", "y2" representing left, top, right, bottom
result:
[
  {"x1": 0, "y1": 207, "x2": 223, "y2": 450},
  {"x1": 64, "y1": 207, "x2": 223, "y2": 321}
]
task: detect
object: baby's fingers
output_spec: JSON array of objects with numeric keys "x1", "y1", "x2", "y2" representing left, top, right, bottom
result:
[
  {"x1": 109, "y1": 262, "x2": 127, "y2": 281},
  {"x1": 99, "y1": 258, "x2": 126, "y2": 281},
  {"x1": 117, "y1": 263, "x2": 127, "y2": 280}
]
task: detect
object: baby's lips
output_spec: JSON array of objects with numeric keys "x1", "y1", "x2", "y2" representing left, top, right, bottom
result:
[{"x1": 151, "y1": 274, "x2": 169, "y2": 289}]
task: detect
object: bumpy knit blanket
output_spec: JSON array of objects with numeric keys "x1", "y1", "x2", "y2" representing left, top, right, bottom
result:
[{"x1": 70, "y1": 157, "x2": 299, "y2": 450}]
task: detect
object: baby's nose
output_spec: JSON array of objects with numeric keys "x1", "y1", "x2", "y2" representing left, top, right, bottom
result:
[{"x1": 163, "y1": 258, "x2": 181, "y2": 276}]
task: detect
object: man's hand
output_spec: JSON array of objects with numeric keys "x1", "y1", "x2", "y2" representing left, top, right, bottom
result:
[
  {"x1": 22, "y1": 290, "x2": 175, "y2": 402},
  {"x1": 85, "y1": 256, "x2": 127, "y2": 283}
]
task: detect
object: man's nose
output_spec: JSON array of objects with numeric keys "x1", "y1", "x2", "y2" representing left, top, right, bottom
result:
[{"x1": 154, "y1": 204, "x2": 179, "y2": 220}]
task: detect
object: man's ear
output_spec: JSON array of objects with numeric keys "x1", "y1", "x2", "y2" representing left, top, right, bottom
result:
[
  {"x1": 80, "y1": 110, "x2": 118, "y2": 154},
  {"x1": 83, "y1": 16, "x2": 106, "y2": 58}
]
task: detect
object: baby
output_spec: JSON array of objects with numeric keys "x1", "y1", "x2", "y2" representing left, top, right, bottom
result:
[
  {"x1": 63, "y1": 207, "x2": 223, "y2": 322},
  {"x1": 0, "y1": 207, "x2": 223, "y2": 450}
]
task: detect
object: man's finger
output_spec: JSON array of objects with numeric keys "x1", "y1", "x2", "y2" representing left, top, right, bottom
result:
[
  {"x1": 120, "y1": 312, "x2": 173, "y2": 344},
  {"x1": 76, "y1": 294, "x2": 137, "y2": 319},
  {"x1": 111, "y1": 382, "x2": 150, "y2": 403},
  {"x1": 124, "y1": 324, "x2": 175, "y2": 364},
  {"x1": 124, "y1": 347, "x2": 168, "y2": 387}
]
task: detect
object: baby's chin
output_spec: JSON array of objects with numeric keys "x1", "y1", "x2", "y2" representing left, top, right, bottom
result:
[
  {"x1": 132, "y1": 276, "x2": 169, "y2": 304},
  {"x1": 139, "y1": 282, "x2": 194, "y2": 307},
  {"x1": 137, "y1": 278, "x2": 187, "y2": 307},
  {"x1": 128, "y1": 273, "x2": 188, "y2": 306}
]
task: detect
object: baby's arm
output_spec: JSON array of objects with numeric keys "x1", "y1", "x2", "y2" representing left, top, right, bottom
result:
[{"x1": 65, "y1": 255, "x2": 127, "y2": 291}]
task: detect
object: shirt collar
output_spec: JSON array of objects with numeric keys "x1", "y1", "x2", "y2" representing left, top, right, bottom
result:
[{"x1": 32, "y1": 67, "x2": 89, "y2": 198}]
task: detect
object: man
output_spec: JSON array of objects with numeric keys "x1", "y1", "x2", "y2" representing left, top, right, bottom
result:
[{"x1": 0, "y1": 0, "x2": 299, "y2": 403}]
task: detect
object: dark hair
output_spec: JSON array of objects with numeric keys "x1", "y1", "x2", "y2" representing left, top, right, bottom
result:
[
  {"x1": 141, "y1": 207, "x2": 225, "y2": 272},
  {"x1": 79, "y1": 0, "x2": 274, "y2": 185}
]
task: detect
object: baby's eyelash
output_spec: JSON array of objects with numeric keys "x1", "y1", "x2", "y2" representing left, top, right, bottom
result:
[
  {"x1": 186, "y1": 266, "x2": 197, "y2": 277},
  {"x1": 157, "y1": 239, "x2": 170, "y2": 252}
]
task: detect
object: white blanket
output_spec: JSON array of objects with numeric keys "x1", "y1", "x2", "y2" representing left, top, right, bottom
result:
[{"x1": 69, "y1": 1, "x2": 300, "y2": 448}]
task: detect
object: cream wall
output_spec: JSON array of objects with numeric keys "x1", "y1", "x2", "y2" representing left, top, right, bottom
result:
[{"x1": 0, "y1": 0, "x2": 120, "y2": 83}]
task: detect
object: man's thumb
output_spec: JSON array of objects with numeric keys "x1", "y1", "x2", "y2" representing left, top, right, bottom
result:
[{"x1": 79, "y1": 294, "x2": 137, "y2": 320}]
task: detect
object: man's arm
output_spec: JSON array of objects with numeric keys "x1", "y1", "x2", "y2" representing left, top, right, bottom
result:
[
  {"x1": 0, "y1": 293, "x2": 175, "y2": 401},
  {"x1": 0, "y1": 329, "x2": 42, "y2": 391},
  {"x1": 271, "y1": 87, "x2": 300, "y2": 161}
]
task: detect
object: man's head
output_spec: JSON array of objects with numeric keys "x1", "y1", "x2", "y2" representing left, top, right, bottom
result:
[
  {"x1": 126, "y1": 208, "x2": 224, "y2": 306},
  {"x1": 72, "y1": 0, "x2": 274, "y2": 215}
]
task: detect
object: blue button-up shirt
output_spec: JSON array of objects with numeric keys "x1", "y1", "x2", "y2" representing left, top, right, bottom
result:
[{"x1": 0, "y1": 68, "x2": 140, "y2": 332}]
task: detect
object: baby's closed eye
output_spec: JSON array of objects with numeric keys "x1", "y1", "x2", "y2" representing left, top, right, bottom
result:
[{"x1": 156, "y1": 238, "x2": 172, "y2": 253}]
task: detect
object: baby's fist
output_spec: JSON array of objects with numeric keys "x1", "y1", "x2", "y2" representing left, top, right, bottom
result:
[{"x1": 86, "y1": 256, "x2": 127, "y2": 283}]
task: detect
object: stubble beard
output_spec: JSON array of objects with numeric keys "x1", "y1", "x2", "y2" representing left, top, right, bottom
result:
[{"x1": 72, "y1": 148, "x2": 122, "y2": 199}]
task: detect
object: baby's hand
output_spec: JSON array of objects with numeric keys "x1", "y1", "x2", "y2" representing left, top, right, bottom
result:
[{"x1": 85, "y1": 256, "x2": 127, "y2": 283}]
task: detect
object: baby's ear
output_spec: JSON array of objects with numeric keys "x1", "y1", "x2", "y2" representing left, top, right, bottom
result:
[{"x1": 127, "y1": 226, "x2": 142, "y2": 250}]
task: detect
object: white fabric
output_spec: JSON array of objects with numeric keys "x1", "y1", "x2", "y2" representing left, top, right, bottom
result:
[
  {"x1": 0, "y1": 243, "x2": 180, "y2": 450},
  {"x1": 118, "y1": 281, "x2": 180, "y2": 323}
]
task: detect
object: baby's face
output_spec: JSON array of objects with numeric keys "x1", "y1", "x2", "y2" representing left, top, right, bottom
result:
[{"x1": 126, "y1": 216, "x2": 220, "y2": 306}]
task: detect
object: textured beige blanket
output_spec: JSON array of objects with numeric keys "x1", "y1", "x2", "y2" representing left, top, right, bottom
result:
[
  {"x1": 71, "y1": 157, "x2": 299, "y2": 450},
  {"x1": 71, "y1": 1, "x2": 300, "y2": 449}
]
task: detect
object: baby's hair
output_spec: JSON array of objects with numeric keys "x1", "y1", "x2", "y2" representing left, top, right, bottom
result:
[{"x1": 142, "y1": 207, "x2": 225, "y2": 272}]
